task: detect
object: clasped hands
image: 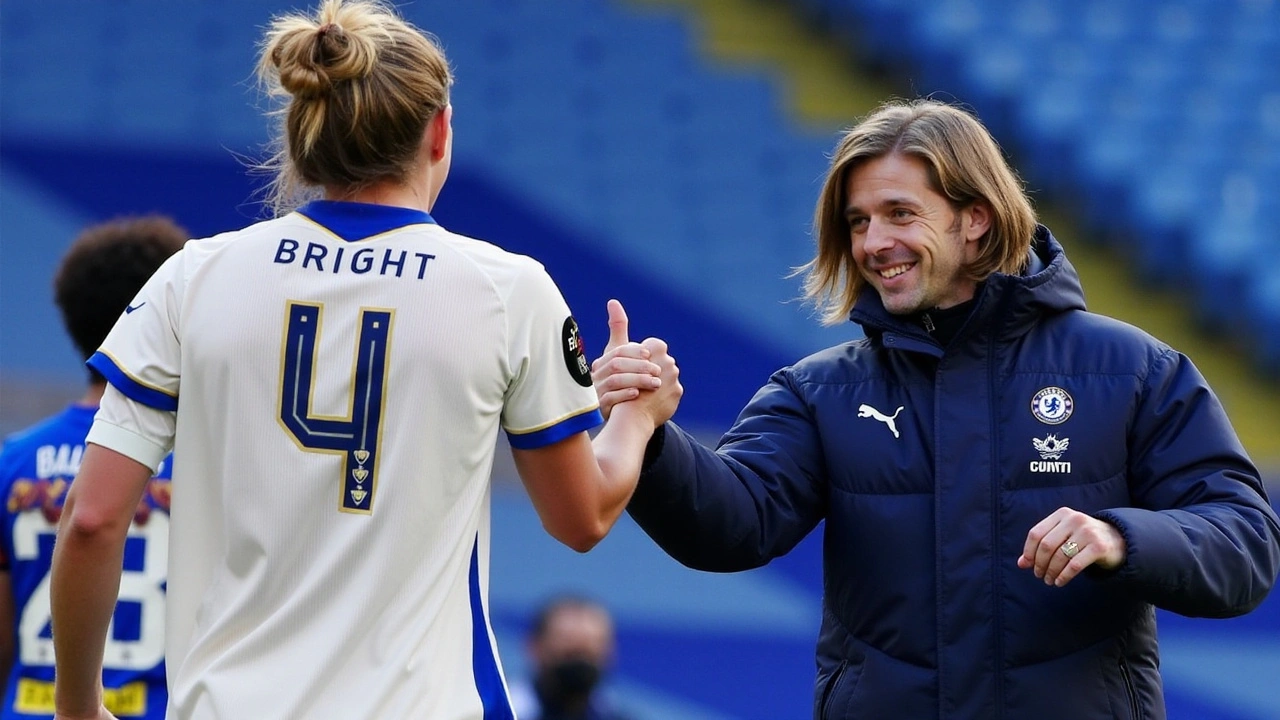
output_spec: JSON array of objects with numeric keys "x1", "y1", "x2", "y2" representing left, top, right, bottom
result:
[{"x1": 591, "y1": 299, "x2": 681, "y2": 429}]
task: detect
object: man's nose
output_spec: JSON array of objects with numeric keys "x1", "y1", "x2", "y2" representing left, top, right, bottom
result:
[{"x1": 862, "y1": 216, "x2": 895, "y2": 255}]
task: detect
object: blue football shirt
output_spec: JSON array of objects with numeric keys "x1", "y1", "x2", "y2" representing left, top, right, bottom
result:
[{"x1": 0, "y1": 404, "x2": 172, "y2": 720}]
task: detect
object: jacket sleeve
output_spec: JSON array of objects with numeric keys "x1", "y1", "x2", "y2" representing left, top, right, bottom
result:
[
  {"x1": 626, "y1": 371, "x2": 827, "y2": 572},
  {"x1": 1095, "y1": 348, "x2": 1280, "y2": 617}
]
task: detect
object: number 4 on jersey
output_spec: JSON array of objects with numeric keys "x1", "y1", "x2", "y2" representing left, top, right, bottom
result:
[{"x1": 279, "y1": 302, "x2": 392, "y2": 514}]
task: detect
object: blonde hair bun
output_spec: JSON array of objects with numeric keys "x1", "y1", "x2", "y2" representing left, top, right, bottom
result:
[
  {"x1": 268, "y1": 6, "x2": 379, "y2": 99},
  {"x1": 255, "y1": 0, "x2": 453, "y2": 213}
]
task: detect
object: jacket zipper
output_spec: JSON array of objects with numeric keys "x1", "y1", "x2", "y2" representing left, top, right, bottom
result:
[{"x1": 1118, "y1": 658, "x2": 1141, "y2": 719}]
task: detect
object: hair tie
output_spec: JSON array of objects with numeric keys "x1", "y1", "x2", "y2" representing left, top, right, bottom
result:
[{"x1": 317, "y1": 22, "x2": 336, "y2": 38}]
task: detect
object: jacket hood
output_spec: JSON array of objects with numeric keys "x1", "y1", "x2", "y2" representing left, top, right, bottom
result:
[{"x1": 850, "y1": 225, "x2": 1087, "y2": 340}]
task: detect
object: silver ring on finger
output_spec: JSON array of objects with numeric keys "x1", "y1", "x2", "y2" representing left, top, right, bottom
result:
[{"x1": 1060, "y1": 540, "x2": 1081, "y2": 559}]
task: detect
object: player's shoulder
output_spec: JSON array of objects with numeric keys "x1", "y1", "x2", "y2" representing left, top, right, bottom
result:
[
  {"x1": 143, "y1": 216, "x2": 316, "y2": 296},
  {"x1": 0, "y1": 406, "x2": 93, "y2": 479},
  {"x1": 1, "y1": 406, "x2": 91, "y2": 455},
  {"x1": 432, "y1": 226, "x2": 540, "y2": 266},
  {"x1": 183, "y1": 216, "x2": 295, "y2": 260},
  {"x1": 430, "y1": 227, "x2": 551, "y2": 288}
]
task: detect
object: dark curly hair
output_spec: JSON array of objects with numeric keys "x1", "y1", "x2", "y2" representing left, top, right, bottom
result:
[{"x1": 54, "y1": 215, "x2": 188, "y2": 382}]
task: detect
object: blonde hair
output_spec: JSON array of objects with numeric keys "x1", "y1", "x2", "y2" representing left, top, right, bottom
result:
[
  {"x1": 800, "y1": 99, "x2": 1037, "y2": 325},
  {"x1": 256, "y1": 0, "x2": 453, "y2": 215}
]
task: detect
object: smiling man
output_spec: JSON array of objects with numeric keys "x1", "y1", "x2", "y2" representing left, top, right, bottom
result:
[
  {"x1": 590, "y1": 98, "x2": 1280, "y2": 720},
  {"x1": 844, "y1": 152, "x2": 987, "y2": 316}
]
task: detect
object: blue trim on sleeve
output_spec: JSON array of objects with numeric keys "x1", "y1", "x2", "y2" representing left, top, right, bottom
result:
[
  {"x1": 87, "y1": 352, "x2": 178, "y2": 412},
  {"x1": 469, "y1": 534, "x2": 515, "y2": 720},
  {"x1": 297, "y1": 200, "x2": 436, "y2": 242},
  {"x1": 505, "y1": 408, "x2": 604, "y2": 450}
]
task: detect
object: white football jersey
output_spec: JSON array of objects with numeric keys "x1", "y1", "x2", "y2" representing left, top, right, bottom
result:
[{"x1": 85, "y1": 201, "x2": 602, "y2": 720}]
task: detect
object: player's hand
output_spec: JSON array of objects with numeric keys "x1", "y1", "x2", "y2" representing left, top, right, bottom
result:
[
  {"x1": 632, "y1": 336, "x2": 682, "y2": 429},
  {"x1": 1017, "y1": 507, "x2": 1127, "y2": 587},
  {"x1": 591, "y1": 299, "x2": 662, "y2": 420}
]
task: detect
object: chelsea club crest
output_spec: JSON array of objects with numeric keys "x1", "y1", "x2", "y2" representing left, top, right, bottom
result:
[{"x1": 1031, "y1": 386, "x2": 1073, "y2": 425}]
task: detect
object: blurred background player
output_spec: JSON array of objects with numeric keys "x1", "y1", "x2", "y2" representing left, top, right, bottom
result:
[
  {"x1": 45, "y1": 2, "x2": 678, "y2": 719},
  {"x1": 510, "y1": 596, "x2": 634, "y2": 720},
  {"x1": 0, "y1": 216, "x2": 187, "y2": 719}
]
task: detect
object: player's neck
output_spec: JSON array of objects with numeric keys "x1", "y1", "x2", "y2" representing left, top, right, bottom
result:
[
  {"x1": 77, "y1": 383, "x2": 106, "y2": 408},
  {"x1": 328, "y1": 181, "x2": 434, "y2": 214}
]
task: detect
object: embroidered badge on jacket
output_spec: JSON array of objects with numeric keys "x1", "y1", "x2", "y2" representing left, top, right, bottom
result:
[{"x1": 1031, "y1": 386, "x2": 1073, "y2": 425}]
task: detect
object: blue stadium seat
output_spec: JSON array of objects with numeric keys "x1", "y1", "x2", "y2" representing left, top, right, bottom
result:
[{"x1": 1248, "y1": 270, "x2": 1280, "y2": 374}]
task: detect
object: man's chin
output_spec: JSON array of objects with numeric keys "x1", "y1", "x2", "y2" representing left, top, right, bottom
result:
[
  {"x1": 869, "y1": 280, "x2": 923, "y2": 316},
  {"x1": 881, "y1": 296, "x2": 924, "y2": 316}
]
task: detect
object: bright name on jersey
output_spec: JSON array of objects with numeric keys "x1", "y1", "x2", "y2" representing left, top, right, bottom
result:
[{"x1": 274, "y1": 238, "x2": 437, "y2": 280}]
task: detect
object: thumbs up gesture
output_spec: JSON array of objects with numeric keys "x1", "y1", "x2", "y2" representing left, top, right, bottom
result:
[
  {"x1": 591, "y1": 299, "x2": 680, "y2": 423},
  {"x1": 603, "y1": 298, "x2": 636, "y2": 358}
]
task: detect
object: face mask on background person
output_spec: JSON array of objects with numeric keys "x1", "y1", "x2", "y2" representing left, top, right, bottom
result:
[{"x1": 535, "y1": 657, "x2": 602, "y2": 711}]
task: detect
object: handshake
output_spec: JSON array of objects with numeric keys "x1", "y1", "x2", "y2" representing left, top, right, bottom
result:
[{"x1": 589, "y1": 299, "x2": 682, "y2": 429}]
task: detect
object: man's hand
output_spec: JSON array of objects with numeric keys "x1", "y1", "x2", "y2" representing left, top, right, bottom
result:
[
  {"x1": 626, "y1": 335, "x2": 681, "y2": 430},
  {"x1": 1018, "y1": 507, "x2": 1127, "y2": 587},
  {"x1": 591, "y1": 299, "x2": 662, "y2": 420}
]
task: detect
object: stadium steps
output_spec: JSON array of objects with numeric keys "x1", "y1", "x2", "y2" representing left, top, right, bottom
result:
[
  {"x1": 628, "y1": 0, "x2": 899, "y2": 129},
  {"x1": 618, "y1": 0, "x2": 1280, "y2": 471}
]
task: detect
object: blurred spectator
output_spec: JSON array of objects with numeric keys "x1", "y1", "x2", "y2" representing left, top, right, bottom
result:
[{"x1": 510, "y1": 596, "x2": 634, "y2": 720}]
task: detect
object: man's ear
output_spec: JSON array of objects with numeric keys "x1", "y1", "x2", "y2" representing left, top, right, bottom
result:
[
  {"x1": 428, "y1": 105, "x2": 452, "y2": 162},
  {"x1": 964, "y1": 199, "x2": 993, "y2": 243}
]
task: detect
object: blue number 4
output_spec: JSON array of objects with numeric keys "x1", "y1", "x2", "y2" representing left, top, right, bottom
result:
[{"x1": 279, "y1": 302, "x2": 393, "y2": 514}]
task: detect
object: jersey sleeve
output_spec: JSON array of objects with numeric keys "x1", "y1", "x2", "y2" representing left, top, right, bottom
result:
[
  {"x1": 86, "y1": 385, "x2": 176, "y2": 472},
  {"x1": 86, "y1": 249, "x2": 187, "y2": 412},
  {"x1": 501, "y1": 262, "x2": 603, "y2": 449}
]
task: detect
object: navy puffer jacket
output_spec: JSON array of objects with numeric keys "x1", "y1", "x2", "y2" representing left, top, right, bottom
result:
[{"x1": 627, "y1": 227, "x2": 1280, "y2": 719}]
